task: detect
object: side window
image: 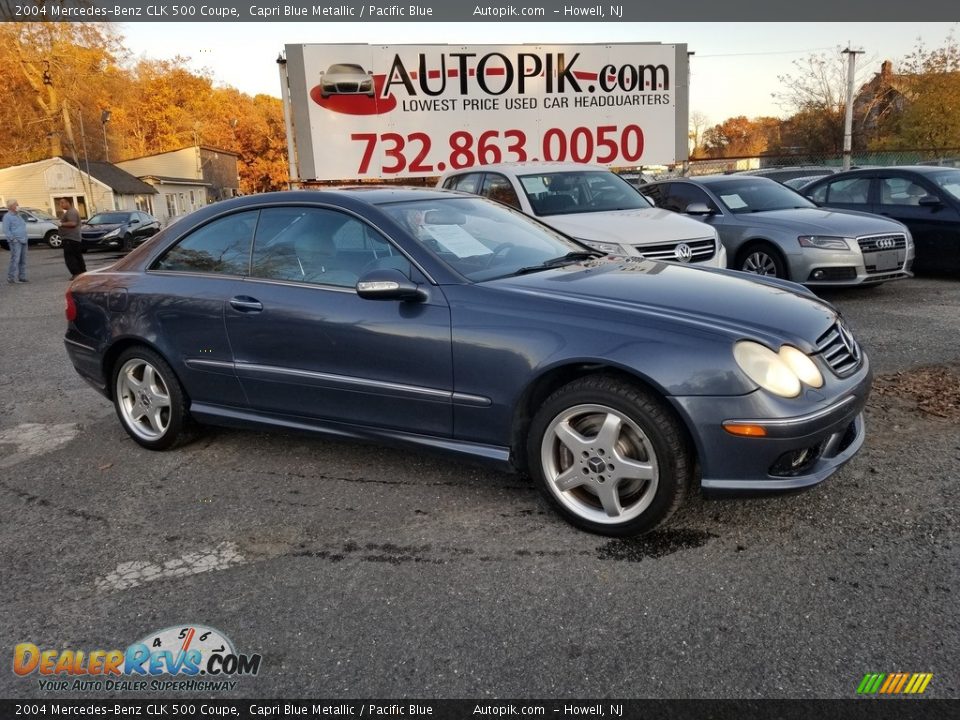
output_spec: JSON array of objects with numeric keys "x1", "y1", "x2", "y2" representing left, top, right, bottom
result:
[
  {"x1": 153, "y1": 211, "x2": 256, "y2": 275},
  {"x1": 641, "y1": 184, "x2": 664, "y2": 206},
  {"x1": 825, "y1": 177, "x2": 870, "y2": 205},
  {"x1": 251, "y1": 207, "x2": 410, "y2": 288},
  {"x1": 445, "y1": 173, "x2": 483, "y2": 194},
  {"x1": 665, "y1": 183, "x2": 716, "y2": 213},
  {"x1": 879, "y1": 176, "x2": 929, "y2": 206},
  {"x1": 806, "y1": 182, "x2": 828, "y2": 204},
  {"x1": 480, "y1": 173, "x2": 521, "y2": 210}
]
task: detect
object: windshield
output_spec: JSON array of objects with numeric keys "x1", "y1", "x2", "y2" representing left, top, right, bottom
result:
[
  {"x1": 87, "y1": 212, "x2": 130, "y2": 224},
  {"x1": 710, "y1": 179, "x2": 817, "y2": 213},
  {"x1": 929, "y1": 169, "x2": 960, "y2": 202},
  {"x1": 24, "y1": 208, "x2": 56, "y2": 221},
  {"x1": 378, "y1": 196, "x2": 588, "y2": 281},
  {"x1": 516, "y1": 170, "x2": 652, "y2": 216}
]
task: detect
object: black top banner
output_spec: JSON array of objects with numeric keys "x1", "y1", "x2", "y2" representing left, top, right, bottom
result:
[{"x1": 0, "y1": 0, "x2": 957, "y2": 22}]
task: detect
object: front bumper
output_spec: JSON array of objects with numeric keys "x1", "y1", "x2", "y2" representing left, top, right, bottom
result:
[
  {"x1": 796, "y1": 242, "x2": 915, "y2": 286},
  {"x1": 671, "y1": 356, "x2": 872, "y2": 495}
]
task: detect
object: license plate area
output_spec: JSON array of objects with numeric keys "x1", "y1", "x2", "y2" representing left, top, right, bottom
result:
[{"x1": 872, "y1": 250, "x2": 900, "y2": 272}]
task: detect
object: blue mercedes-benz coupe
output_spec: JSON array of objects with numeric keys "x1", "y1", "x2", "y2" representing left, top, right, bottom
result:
[{"x1": 64, "y1": 188, "x2": 871, "y2": 536}]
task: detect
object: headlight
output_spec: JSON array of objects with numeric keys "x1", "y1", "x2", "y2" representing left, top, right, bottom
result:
[
  {"x1": 103, "y1": 228, "x2": 120, "y2": 239},
  {"x1": 578, "y1": 239, "x2": 621, "y2": 254},
  {"x1": 778, "y1": 345, "x2": 823, "y2": 389},
  {"x1": 734, "y1": 341, "x2": 802, "y2": 398},
  {"x1": 798, "y1": 235, "x2": 851, "y2": 251}
]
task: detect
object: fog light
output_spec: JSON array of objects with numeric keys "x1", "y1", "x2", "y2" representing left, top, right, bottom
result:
[
  {"x1": 812, "y1": 270, "x2": 825, "y2": 280},
  {"x1": 769, "y1": 443, "x2": 824, "y2": 477}
]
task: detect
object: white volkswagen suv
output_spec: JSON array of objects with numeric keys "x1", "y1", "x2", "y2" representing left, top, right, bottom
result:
[{"x1": 438, "y1": 162, "x2": 726, "y2": 267}]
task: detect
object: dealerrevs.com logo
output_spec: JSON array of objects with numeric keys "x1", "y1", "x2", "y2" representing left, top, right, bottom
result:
[{"x1": 13, "y1": 625, "x2": 261, "y2": 692}]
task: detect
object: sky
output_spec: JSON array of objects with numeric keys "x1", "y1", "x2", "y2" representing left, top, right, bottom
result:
[{"x1": 120, "y1": 21, "x2": 957, "y2": 126}]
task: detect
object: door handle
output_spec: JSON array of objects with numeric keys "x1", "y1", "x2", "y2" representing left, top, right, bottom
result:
[{"x1": 229, "y1": 296, "x2": 263, "y2": 312}]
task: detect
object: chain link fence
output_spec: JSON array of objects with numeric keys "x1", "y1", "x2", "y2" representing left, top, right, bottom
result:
[{"x1": 616, "y1": 149, "x2": 960, "y2": 182}]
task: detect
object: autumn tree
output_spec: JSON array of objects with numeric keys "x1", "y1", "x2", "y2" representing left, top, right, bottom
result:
[
  {"x1": 773, "y1": 49, "x2": 875, "y2": 154},
  {"x1": 0, "y1": 22, "x2": 289, "y2": 193},
  {"x1": 895, "y1": 33, "x2": 960, "y2": 150},
  {"x1": 700, "y1": 116, "x2": 782, "y2": 157}
]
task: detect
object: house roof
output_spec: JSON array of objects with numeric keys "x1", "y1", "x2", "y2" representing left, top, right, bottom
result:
[
  {"x1": 140, "y1": 175, "x2": 213, "y2": 186},
  {"x1": 60, "y1": 157, "x2": 157, "y2": 195},
  {"x1": 117, "y1": 144, "x2": 240, "y2": 163}
]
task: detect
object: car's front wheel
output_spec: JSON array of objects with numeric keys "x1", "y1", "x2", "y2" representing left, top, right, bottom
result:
[
  {"x1": 738, "y1": 242, "x2": 786, "y2": 278},
  {"x1": 527, "y1": 375, "x2": 692, "y2": 536},
  {"x1": 45, "y1": 231, "x2": 62, "y2": 248},
  {"x1": 113, "y1": 347, "x2": 193, "y2": 450}
]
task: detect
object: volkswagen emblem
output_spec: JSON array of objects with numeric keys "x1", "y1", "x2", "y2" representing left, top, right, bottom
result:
[{"x1": 674, "y1": 243, "x2": 693, "y2": 263}]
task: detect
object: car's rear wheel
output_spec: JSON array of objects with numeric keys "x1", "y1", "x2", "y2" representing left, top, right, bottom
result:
[
  {"x1": 45, "y1": 231, "x2": 62, "y2": 248},
  {"x1": 527, "y1": 375, "x2": 692, "y2": 536},
  {"x1": 738, "y1": 242, "x2": 786, "y2": 279},
  {"x1": 113, "y1": 347, "x2": 193, "y2": 450}
]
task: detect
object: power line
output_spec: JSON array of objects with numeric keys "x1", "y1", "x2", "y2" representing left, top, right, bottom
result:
[{"x1": 695, "y1": 47, "x2": 838, "y2": 58}]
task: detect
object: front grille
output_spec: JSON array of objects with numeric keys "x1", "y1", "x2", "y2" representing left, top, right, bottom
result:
[
  {"x1": 336, "y1": 82, "x2": 360, "y2": 93},
  {"x1": 815, "y1": 322, "x2": 863, "y2": 378},
  {"x1": 857, "y1": 233, "x2": 907, "y2": 252},
  {"x1": 635, "y1": 237, "x2": 716, "y2": 264},
  {"x1": 858, "y1": 233, "x2": 908, "y2": 275}
]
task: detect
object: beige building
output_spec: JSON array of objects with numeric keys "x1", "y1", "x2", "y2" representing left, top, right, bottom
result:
[
  {"x1": 0, "y1": 157, "x2": 157, "y2": 219},
  {"x1": 114, "y1": 145, "x2": 241, "y2": 225}
]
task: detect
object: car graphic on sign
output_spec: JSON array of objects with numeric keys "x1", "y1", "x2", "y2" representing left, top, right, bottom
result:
[{"x1": 319, "y1": 63, "x2": 375, "y2": 98}]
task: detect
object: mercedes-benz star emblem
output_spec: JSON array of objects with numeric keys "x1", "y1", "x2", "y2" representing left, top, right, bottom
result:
[{"x1": 675, "y1": 243, "x2": 693, "y2": 263}]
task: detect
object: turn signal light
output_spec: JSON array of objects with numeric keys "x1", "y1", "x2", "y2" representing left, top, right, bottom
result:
[{"x1": 723, "y1": 423, "x2": 768, "y2": 438}]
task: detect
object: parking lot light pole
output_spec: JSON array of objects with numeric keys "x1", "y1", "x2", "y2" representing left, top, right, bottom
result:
[{"x1": 842, "y1": 47, "x2": 864, "y2": 171}]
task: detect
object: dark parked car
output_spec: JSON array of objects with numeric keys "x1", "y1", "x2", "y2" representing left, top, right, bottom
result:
[
  {"x1": 737, "y1": 166, "x2": 840, "y2": 186},
  {"x1": 64, "y1": 189, "x2": 871, "y2": 536},
  {"x1": 803, "y1": 166, "x2": 960, "y2": 273},
  {"x1": 643, "y1": 175, "x2": 913, "y2": 286},
  {"x1": 80, "y1": 211, "x2": 161, "y2": 251}
]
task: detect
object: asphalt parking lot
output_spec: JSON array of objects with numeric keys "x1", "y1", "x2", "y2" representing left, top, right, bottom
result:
[{"x1": 1, "y1": 246, "x2": 957, "y2": 699}]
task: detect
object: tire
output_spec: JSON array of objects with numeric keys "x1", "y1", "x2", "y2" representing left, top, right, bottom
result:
[
  {"x1": 112, "y1": 346, "x2": 194, "y2": 450},
  {"x1": 45, "y1": 231, "x2": 62, "y2": 248},
  {"x1": 527, "y1": 375, "x2": 692, "y2": 536},
  {"x1": 738, "y1": 242, "x2": 787, "y2": 279}
]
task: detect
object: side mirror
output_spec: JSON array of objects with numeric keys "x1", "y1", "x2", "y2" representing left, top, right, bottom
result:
[
  {"x1": 356, "y1": 268, "x2": 425, "y2": 302},
  {"x1": 26, "y1": 217, "x2": 38, "y2": 223},
  {"x1": 918, "y1": 195, "x2": 942, "y2": 207},
  {"x1": 685, "y1": 203, "x2": 715, "y2": 216}
]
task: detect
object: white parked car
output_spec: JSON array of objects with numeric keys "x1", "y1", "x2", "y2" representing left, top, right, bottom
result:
[{"x1": 438, "y1": 162, "x2": 726, "y2": 267}]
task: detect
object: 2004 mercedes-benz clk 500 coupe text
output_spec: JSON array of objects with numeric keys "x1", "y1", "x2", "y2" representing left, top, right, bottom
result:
[{"x1": 64, "y1": 189, "x2": 872, "y2": 536}]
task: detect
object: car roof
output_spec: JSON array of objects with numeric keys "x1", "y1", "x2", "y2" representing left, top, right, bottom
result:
[
  {"x1": 650, "y1": 174, "x2": 779, "y2": 186},
  {"x1": 441, "y1": 161, "x2": 607, "y2": 177}
]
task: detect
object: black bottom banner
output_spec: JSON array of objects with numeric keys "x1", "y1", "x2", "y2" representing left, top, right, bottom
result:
[{"x1": 1, "y1": 699, "x2": 957, "y2": 720}]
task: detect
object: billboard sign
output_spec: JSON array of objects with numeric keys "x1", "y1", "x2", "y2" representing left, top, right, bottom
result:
[{"x1": 283, "y1": 43, "x2": 689, "y2": 181}]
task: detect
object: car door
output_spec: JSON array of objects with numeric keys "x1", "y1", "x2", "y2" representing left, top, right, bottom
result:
[
  {"x1": 147, "y1": 210, "x2": 259, "y2": 408},
  {"x1": 223, "y1": 205, "x2": 454, "y2": 436},
  {"x1": 874, "y1": 172, "x2": 960, "y2": 273}
]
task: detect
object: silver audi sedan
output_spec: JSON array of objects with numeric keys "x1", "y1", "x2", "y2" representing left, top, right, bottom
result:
[{"x1": 643, "y1": 175, "x2": 914, "y2": 286}]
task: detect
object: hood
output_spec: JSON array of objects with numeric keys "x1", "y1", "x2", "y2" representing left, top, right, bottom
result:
[
  {"x1": 744, "y1": 207, "x2": 906, "y2": 236},
  {"x1": 488, "y1": 257, "x2": 837, "y2": 350},
  {"x1": 82, "y1": 222, "x2": 123, "y2": 234},
  {"x1": 542, "y1": 208, "x2": 715, "y2": 246}
]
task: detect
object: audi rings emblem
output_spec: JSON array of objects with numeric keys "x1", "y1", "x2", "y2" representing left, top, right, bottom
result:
[
  {"x1": 674, "y1": 243, "x2": 693, "y2": 263},
  {"x1": 875, "y1": 237, "x2": 896, "y2": 250}
]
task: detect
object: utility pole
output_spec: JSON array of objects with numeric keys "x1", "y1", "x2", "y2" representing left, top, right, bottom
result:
[{"x1": 842, "y1": 47, "x2": 865, "y2": 171}]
